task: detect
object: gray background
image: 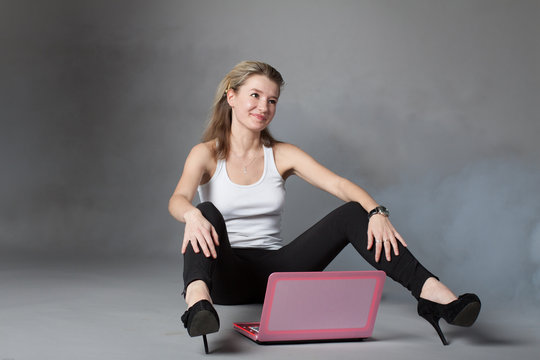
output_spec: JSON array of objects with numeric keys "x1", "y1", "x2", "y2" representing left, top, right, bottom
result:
[{"x1": 1, "y1": 1, "x2": 540, "y2": 358}]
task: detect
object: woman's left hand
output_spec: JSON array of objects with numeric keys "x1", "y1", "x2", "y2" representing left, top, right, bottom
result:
[{"x1": 367, "y1": 215, "x2": 407, "y2": 262}]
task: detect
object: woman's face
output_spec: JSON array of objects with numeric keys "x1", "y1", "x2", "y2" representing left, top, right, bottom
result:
[{"x1": 227, "y1": 74, "x2": 280, "y2": 133}]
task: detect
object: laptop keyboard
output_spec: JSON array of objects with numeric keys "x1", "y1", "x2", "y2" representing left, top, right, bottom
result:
[
  {"x1": 248, "y1": 326, "x2": 260, "y2": 334},
  {"x1": 235, "y1": 322, "x2": 261, "y2": 335}
]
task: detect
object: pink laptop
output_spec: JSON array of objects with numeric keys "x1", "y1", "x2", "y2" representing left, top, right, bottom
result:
[{"x1": 233, "y1": 271, "x2": 385, "y2": 343}]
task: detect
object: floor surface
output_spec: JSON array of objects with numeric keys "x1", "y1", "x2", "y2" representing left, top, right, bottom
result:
[{"x1": 1, "y1": 256, "x2": 539, "y2": 360}]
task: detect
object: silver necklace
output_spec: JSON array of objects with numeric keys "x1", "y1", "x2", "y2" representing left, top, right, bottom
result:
[{"x1": 232, "y1": 149, "x2": 261, "y2": 174}]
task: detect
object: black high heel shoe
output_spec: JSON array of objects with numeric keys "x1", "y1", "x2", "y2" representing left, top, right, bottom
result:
[
  {"x1": 181, "y1": 299, "x2": 220, "y2": 354},
  {"x1": 417, "y1": 293, "x2": 481, "y2": 345}
]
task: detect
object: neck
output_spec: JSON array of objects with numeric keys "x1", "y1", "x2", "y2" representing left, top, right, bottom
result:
[{"x1": 229, "y1": 123, "x2": 262, "y2": 156}]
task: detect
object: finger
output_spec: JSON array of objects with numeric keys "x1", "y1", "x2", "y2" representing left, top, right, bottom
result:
[
  {"x1": 384, "y1": 238, "x2": 392, "y2": 261},
  {"x1": 375, "y1": 239, "x2": 382, "y2": 262},
  {"x1": 192, "y1": 229, "x2": 210, "y2": 257},
  {"x1": 199, "y1": 227, "x2": 217, "y2": 258},
  {"x1": 201, "y1": 228, "x2": 217, "y2": 259},
  {"x1": 387, "y1": 233, "x2": 400, "y2": 256},
  {"x1": 392, "y1": 237, "x2": 400, "y2": 256},
  {"x1": 367, "y1": 228, "x2": 374, "y2": 250},
  {"x1": 181, "y1": 236, "x2": 188, "y2": 254},
  {"x1": 190, "y1": 237, "x2": 201, "y2": 254},
  {"x1": 196, "y1": 235, "x2": 211, "y2": 258},
  {"x1": 183, "y1": 225, "x2": 200, "y2": 254},
  {"x1": 207, "y1": 242, "x2": 217, "y2": 259},
  {"x1": 211, "y1": 226, "x2": 219, "y2": 246},
  {"x1": 395, "y1": 231, "x2": 407, "y2": 247}
]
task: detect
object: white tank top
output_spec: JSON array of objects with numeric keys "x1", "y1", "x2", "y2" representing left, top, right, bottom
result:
[{"x1": 197, "y1": 146, "x2": 286, "y2": 249}]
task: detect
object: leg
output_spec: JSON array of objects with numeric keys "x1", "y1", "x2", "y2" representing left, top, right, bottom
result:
[
  {"x1": 185, "y1": 280, "x2": 212, "y2": 308},
  {"x1": 183, "y1": 201, "x2": 234, "y2": 305},
  {"x1": 183, "y1": 202, "x2": 272, "y2": 305},
  {"x1": 257, "y1": 201, "x2": 479, "y2": 345},
  {"x1": 265, "y1": 202, "x2": 443, "y2": 300},
  {"x1": 181, "y1": 202, "x2": 232, "y2": 353},
  {"x1": 420, "y1": 277, "x2": 457, "y2": 304}
]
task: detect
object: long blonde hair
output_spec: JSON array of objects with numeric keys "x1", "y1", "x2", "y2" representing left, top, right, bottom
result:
[{"x1": 202, "y1": 61, "x2": 285, "y2": 159}]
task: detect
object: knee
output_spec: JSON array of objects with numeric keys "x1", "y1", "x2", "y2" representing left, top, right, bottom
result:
[
  {"x1": 343, "y1": 201, "x2": 368, "y2": 218},
  {"x1": 196, "y1": 202, "x2": 225, "y2": 227},
  {"x1": 197, "y1": 201, "x2": 219, "y2": 214},
  {"x1": 340, "y1": 201, "x2": 369, "y2": 230}
]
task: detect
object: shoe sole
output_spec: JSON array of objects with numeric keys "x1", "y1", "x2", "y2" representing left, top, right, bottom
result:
[
  {"x1": 187, "y1": 310, "x2": 220, "y2": 337},
  {"x1": 450, "y1": 301, "x2": 481, "y2": 327}
]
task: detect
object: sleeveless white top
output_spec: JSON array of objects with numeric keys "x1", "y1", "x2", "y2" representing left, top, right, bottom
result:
[{"x1": 197, "y1": 146, "x2": 286, "y2": 249}]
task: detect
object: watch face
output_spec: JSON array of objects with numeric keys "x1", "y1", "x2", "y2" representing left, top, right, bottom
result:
[{"x1": 369, "y1": 206, "x2": 389, "y2": 218}]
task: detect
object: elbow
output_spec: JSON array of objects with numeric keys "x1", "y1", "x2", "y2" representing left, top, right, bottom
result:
[
  {"x1": 167, "y1": 199, "x2": 173, "y2": 216},
  {"x1": 168, "y1": 195, "x2": 178, "y2": 216}
]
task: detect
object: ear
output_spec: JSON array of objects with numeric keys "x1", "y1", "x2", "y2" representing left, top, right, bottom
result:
[{"x1": 226, "y1": 89, "x2": 236, "y2": 108}]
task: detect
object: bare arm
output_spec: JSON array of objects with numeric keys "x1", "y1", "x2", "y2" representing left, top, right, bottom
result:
[
  {"x1": 275, "y1": 143, "x2": 377, "y2": 209},
  {"x1": 168, "y1": 144, "x2": 206, "y2": 223},
  {"x1": 275, "y1": 143, "x2": 406, "y2": 262},
  {"x1": 168, "y1": 143, "x2": 219, "y2": 258}
]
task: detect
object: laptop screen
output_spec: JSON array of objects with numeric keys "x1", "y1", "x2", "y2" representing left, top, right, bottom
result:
[
  {"x1": 267, "y1": 277, "x2": 377, "y2": 331},
  {"x1": 265, "y1": 276, "x2": 377, "y2": 331}
]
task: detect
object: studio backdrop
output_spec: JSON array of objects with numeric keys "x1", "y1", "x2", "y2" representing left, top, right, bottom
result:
[{"x1": 1, "y1": 0, "x2": 539, "y2": 305}]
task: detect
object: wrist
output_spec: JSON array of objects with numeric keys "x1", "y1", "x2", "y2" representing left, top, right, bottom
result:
[
  {"x1": 183, "y1": 208, "x2": 201, "y2": 222},
  {"x1": 368, "y1": 205, "x2": 389, "y2": 219}
]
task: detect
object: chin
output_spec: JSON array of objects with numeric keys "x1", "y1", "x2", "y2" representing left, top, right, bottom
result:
[
  {"x1": 255, "y1": 124, "x2": 269, "y2": 133},
  {"x1": 248, "y1": 121, "x2": 269, "y2": 132}
]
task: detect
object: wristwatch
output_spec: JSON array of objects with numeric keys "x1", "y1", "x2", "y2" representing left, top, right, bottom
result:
[{"x1": 368, "y1": 205, "x2": 389, "y2": 219}]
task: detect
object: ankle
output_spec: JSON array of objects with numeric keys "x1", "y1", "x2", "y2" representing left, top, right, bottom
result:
[
  {"x1": 185, "y1": 280, "x2": 212, "y2": 308},
  {"x1": 420, "y1": 278, "x2": 458, "y2": 305}
]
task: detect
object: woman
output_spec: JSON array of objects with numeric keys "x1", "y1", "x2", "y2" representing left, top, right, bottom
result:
[{"x1": 168, "y1": 61, "x2": 480, "y2": 349}]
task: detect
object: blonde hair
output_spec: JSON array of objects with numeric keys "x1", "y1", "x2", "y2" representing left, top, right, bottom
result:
[{"x1": 202, "y1": 61, "x2": 285, "y2": 159}]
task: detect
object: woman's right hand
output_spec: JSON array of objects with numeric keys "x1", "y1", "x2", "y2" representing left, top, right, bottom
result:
[{"x1": 181, "y1": 208, "x2": 220, "y2": 258}]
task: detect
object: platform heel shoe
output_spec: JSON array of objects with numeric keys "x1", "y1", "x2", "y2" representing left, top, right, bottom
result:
[
  {"x1": 417, "y1": 293, "x2": 481, "y2": 345},
  {"x1": 181, "y1": 300, "x2": 220, "y2": 354}
]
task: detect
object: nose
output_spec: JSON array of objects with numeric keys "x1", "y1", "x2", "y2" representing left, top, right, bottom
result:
[{"x1": 258, "y1": 99, "x2": 268, "y2": 113}]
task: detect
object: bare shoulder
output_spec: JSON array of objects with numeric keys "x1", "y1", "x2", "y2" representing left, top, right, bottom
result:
[
  {"x1": 190, "y1": 140, "x2": 215, "y2": 160},
  {"x1": 273, "y1": 142, "x2": 310, "y2": 178},
  {"x1": 186, "y1": 140, "x2": 216, "y2": 174},
  {"x1": 274, "y1": 142, "x2": 309, "y2": 159}
]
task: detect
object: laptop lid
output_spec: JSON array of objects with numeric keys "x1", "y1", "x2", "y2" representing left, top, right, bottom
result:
[{"x1": 257, "y1": 271, "x2": 385, "y2": 342}]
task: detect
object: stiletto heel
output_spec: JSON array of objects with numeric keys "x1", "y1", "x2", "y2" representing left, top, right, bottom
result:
[
  {"x1": 417, "y1": 293, "x2": 480, "y2": 345},
  {"x1": 181, "y1": 300, "x2": 220, "y2": 354},
  {"x1": 202, "y1": 334, "x2": 209, "y2": 354},
  {"x1": 417, "y1": 309, "x2": 449, "y2": 345}
]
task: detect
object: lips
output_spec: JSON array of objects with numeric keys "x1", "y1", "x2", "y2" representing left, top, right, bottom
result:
[{"x1": 251, "y1": 113, "x2": 267, "y2": 122}]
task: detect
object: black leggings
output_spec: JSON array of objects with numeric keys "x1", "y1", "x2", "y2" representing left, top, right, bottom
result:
[{"x1": 183, "y1": 201, "x2": 436, "y2": 305}]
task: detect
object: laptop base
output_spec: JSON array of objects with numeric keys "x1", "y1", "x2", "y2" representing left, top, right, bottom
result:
[{"x1": 234, "y1": 321, "x2": 369, "y2": 345}]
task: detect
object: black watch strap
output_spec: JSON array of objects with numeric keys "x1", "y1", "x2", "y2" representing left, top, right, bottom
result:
[{"x1": 368, "y1": 206, "x2": 389, "y2": 219}]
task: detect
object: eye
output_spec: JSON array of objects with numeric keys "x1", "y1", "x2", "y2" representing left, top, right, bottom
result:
[
  {"x1": 250, "y1": 93, "x2": 259, "y2": 98},
  {"x1": 268, "y1": 99, "x2": 277, "y2": 105}
]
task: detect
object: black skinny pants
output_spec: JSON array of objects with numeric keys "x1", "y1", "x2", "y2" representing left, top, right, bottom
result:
[{"x1": 183, "y1": 201, "x2": 436, "y2": 305}]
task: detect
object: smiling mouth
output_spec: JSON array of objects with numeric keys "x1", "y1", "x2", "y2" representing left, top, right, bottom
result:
[{"x1": 251, "y1": 114, "x2": 267, "y2": 121}]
